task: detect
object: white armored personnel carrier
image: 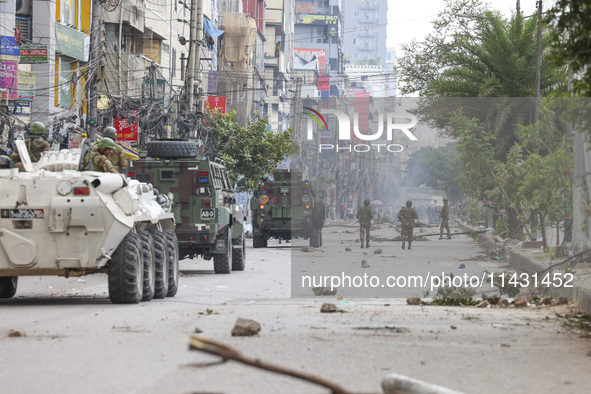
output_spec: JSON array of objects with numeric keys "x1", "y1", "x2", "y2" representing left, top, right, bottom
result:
[{"x1": 0, "y1": 141, "x2": 178, "y2": 303}]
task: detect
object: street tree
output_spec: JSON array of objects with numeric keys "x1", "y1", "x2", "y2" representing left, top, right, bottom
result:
[
  {"x1": 201, "y1": 110, "x2": 299, "y2": 190},
  {"x1": 545, "y1": 0, "x2": 591, "y2": 96}
]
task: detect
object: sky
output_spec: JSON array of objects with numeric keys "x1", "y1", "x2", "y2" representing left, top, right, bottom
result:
[{"x1": 386, "y1": 0, "x2": 556, "y2": 55}]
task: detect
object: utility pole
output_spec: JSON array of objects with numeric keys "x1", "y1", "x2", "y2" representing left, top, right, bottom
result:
[
  {"x1": 185, "y1": 0, "x2": 203, "y2": 115},
  {"x1": 534, "y1": 0, "x2": 542, "y2": 124},
  {"x1": 87, "y1": 0, "x2": 102, "y2": 141}
]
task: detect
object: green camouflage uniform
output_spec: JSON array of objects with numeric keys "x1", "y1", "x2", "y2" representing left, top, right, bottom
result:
[
  {"x1": 397, "y1": 207, "x2": 418, "y2": 244},
  {"x1": 11, "y1": 136, "x2": 51, "y2": 171},
  {"x1": 83, "y1": 143, "x2": 128, "y2": 171},
  {"x1": 440, "y1": 203, "x2": 450, "y2": 237},
  {"x1": 89, "y1": 151, "x2": 118, "y2": 173},
  {"x1": 357, "y1": 203, "x2": 374, "y2": 248}
]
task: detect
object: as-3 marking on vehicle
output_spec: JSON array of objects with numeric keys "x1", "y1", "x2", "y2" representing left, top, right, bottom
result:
[{"x1": 200, "y1": 208, "x2": 215, "y2": 220}]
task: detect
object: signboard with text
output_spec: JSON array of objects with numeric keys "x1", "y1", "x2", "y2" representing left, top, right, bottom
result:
[
  {"x1": 295, "y1": 14, "x2": 339, "y2": 25},
  {"x1": 0, "y1": 61, "x2": 18, "y2": 100},
  {"x1": 114, "y1": 112, "x2": 139, "y2": 142},
  {"x1": 294, "y1": 48, "x2": 327, "y2": 75},
  {"x1": 205, "y1": 96, "x2": 227, "y2": 113},
  {"x1": 17, "y1": 71, "x2": 36, "y2": 100},
  {"x1": 20, "y1": 44, "x2": 48, "y2": 64}
]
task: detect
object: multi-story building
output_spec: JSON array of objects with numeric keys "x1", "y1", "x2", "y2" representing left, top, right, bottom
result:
[
  {"x1": 264, "y1": 0, "x2": 294, "y2": 133},
  {"x1": 342, "y1": 0, "x2": 387, "y2": 66},
  {"x1": 293, "y1": 0, "x2": 344, "y2": 99},
  {"x1": 0, "y1": 0, "x2": 92, "y2": 141}
]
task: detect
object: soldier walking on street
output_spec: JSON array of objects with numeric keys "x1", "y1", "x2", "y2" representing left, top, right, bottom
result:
[
  {"x1": 10, "y1": 122, "x2": 51, "y2": 171},
  {"x1": 439, "y1": 199, "x2": 452, "y2": 239},
  {"x1": 397, "y1": 200, "x2": 418, "y2": 250},
  {"x1": 357, "y1": 199, "x2": 374, "y2": 248}
]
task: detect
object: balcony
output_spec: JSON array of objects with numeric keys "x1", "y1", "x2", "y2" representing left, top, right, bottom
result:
[
  {"x1": 358, "y1": 29, "x2": 377, "y2": 37},
  {"x1": 359, "y1": 17, "x2": 377, "y2": 24}
]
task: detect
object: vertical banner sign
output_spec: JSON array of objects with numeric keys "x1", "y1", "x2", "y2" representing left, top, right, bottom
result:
[
  {"x1": 17, "y1": 71, "x2": 36, "y2": 101},
  {"x1": 0, "y1": 61, "x2": 19, "y2": 100}
]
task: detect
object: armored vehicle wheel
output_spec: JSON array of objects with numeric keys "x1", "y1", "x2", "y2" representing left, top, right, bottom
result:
[
  {"x1": 164, "y1": 229, "x2": 180, "y2": 297},
  {"x1": 0, "y1": 277, "x2": 18, "y2": 299},
  {"x1": 253, "y1": 235, "x2": 267, "y2": 248},
  {"x1": 146, "y1": 140, "x2": 197, "y2": 159},
  {"x1": 139, "y1": 230, "x2": 156, "y2": 302},
  {"x1": 309, "y1": 229, "x2": 321, "y2": 248},
  {"x1": 150, "y1": 230, "x2": 170, "y2": 299},
  {"x1": 232, "y1": 233, "x2": 246, "y2": 271},
  {"x1": 213, "y1": 229, "x2": 232, "y2": 274},
  {"x1": 108, "y1": 232, "x2": 144, "y2": 304},
  {"x1": 312, "y1": 200, "x2": 325, "y2": 229}
]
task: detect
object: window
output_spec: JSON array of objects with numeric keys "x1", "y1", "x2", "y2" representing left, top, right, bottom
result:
[
  {"x1": 355, "y1": 12, "x2": 359, "y2": 17},
  {"x1": 162, "y1": 43, "x2": 169, "y2": 54}
]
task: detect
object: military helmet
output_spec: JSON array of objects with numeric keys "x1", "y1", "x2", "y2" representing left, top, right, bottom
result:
[
  {"x1": 98, "y1": 137, "x2": 116, "y2": 150},
  {"x1": 406, "y1": 200, "x2": 412, "y2": 207},
  {"x1": 364, "y1": 199, "x2": 370, "y2": 206},
  {"x1": 0, "y1": 155, "x2": 10, "y2": 168},
  {"x1": 29, "y1": 121, "x2": 46, "y2": 135},
  {"x1": 102, "y1": 126, "x2": 117, "y2": 140},
  {"x1": 443, "y1": 198, "x2": 448, "y2": 203}
]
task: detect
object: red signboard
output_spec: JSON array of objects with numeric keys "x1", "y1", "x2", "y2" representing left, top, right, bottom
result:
[
  {"x1": 205, "y1": 96, "x2": 227, "y2": 113},
  {"x1": 294, "y1": 48, "x2": 327, "y2": 75},
  {"x1": 114, "y1": 111, "x2": 139, "y2": 141}
]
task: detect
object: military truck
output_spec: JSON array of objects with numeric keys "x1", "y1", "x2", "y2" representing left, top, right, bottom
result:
[
  {"x1": 0, "y1": 142, "x2": 178, "y2": 304},
  {"x1": 250, "y1": 169, "x2": 324, "y2": 248},
  {"x1": 132, "y1": 140, "x2": 246, "y2": 274}
]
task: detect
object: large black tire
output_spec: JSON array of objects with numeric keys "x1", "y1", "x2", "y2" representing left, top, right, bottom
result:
[
  {"x1": 253, "y1": 235, "x2": 267, "y2": 248},
  {"x1": 312, "y1": 200, "x2": 325, "y2": 229},
  {"x1": 139, "y1": 230, "x2": 156, "y2": 302},
  {"x1": 0, "y1": 277, "x2": 18, "y2": 299},
  {"x1": 309, "y1": 229, "x2": 321, "y2": 248},
  {"x1": 232, "y1": 233, "x2": 246, "y2": 271},
  {"x1": 164, "y1": 229, "x2": 180, "y2": 297},
  {"x1": 213, "y1": 229, "x2": 232, "y2": 274},
  {"x1": 146, "y1": 140, "x2": 197, "y2": 159},
  {"x1": 150, "y1": 230, "x2": 169, "y2": 299},
  {"x1": 108, "y1": 232, "x2": 143, "y2": 304}
]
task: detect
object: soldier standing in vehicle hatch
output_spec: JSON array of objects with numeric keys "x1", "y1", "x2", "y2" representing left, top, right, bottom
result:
[
  {"x1": 397, "y1": 200, "x2": 418, "y2": 250},
  {"x1": 89, "y1": 138, "x2": 118, "y2": 174},
  {"x1": 357, "y1": 199, "x2": 373, "y2": 248},
  {"x1": 11, "y1": 122, "x2": 51, "y2": 171}
]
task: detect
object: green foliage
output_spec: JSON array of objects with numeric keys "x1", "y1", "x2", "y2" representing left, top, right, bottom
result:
[
  {"x1": 494, "y1": 215, "x2": 508, "y2": 236},
  {"x1": 202, "y1": 110, "x2": 299, "y2": 190},
  {"x1": 546, "y1": 0, "x2": 591, "y2": 96}
]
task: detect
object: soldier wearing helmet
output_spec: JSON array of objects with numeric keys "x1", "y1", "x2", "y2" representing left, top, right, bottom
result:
[
  {"x1": 10, "y1": 122, "x2": 51, "y2": 171},
  {"x1": 83, "y1": 126, "x2": 129, "y2": 172},
  {"x1": 101, "y1": 126, "x2": 129, "y2": 171},
  {"x1": 0, "y1": 155, "x2": 11, "y2": 169},
  {"x1": 439, "y1": 198, "x2": 452, "y2": 239},
  {"x1": 356, "y1": 199, "x2": 374, "y2": 248},
  {"x1": 88, "y1": 137, "x2": 118, "y2": 173},
  {"x1": 397, "y1": 200, "x2": 418, "y2": 250}
]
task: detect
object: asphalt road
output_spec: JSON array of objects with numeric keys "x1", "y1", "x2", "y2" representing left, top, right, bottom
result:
[{"x1": 1, "y1": 222, "x2": 590, "y2": 394}]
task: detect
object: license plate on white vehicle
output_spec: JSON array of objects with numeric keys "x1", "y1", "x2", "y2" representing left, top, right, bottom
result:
[
  {"x1": 1, "y1": 209, "x2": 45, "y2": 219},
  {"x1": 200, "y1": 208, "x2": 215, "y2": 220}
]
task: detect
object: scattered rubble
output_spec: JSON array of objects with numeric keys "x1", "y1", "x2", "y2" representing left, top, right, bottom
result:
[
  {"x1": 373, "y1": 249, "x2": 383, "y2": 254},
  {"x1": 300, "y1": 247, "x2": 314, "y2": 252},
  {"x1": 231, "y1": 318, "x2": 261, "y2": 336},
  {"x1": 406, "y1": 297, "x2": 422, "y2": 305},
  {"x1": 477, "y1": 300, "x2": 490, "y2": 308},
  {"x1": 513, "y1": 298, "x2": 528, "y2": 307},
  {"x1": 320, "y1": 303, "x2": 337, "y2": 313},
  {"x1": 7, "y1": 330, "x2": 24, "y2": 337},
  {"x1": 312, "y1": 287, "x2": 337, "y2": 296},
  {"x1": 345, "y1": 247, "x2": 352, "y2": 252},
  {"x1": 361, "y1": 260, "x2": 370, "y2": 268}
]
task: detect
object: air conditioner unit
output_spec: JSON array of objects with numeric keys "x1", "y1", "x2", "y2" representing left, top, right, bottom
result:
[{"x1": 16, "y1": 0, "x2": 32, "y2": 15}]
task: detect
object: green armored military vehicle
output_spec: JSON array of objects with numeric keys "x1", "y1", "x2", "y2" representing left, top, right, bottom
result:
[
  {"x1": 132, "y1": 140, "x2": 246, "y2": 274},
  {"x1": 250, "y1": 169, "x2": 324, "y2": 248}
]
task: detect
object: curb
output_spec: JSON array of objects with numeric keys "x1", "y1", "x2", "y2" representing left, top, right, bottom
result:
[{"x1": 460, "y1": 222, "x2": 591, "y2": 315}]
